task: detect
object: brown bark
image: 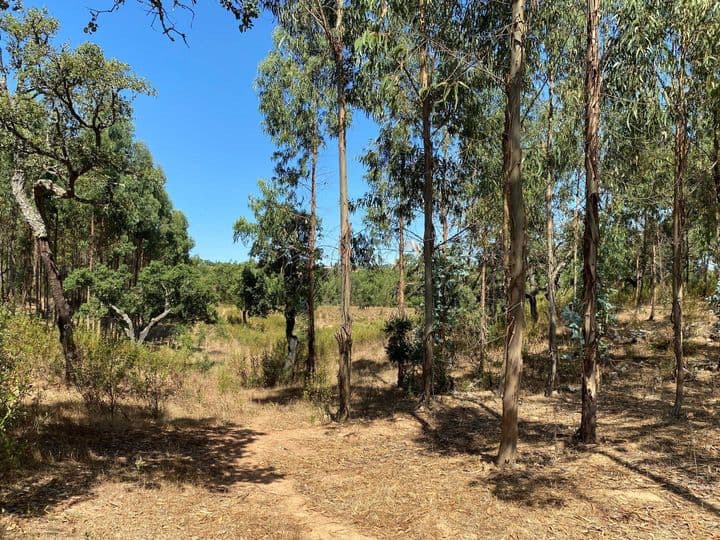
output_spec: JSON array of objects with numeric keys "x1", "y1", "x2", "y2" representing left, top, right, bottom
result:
[
  {"x1": 579, "y1": 0, "x2": 601, "y2": 444},
  {"x1": 284, "y1": 306, "x2": 299, "y2": 379},
  {"x1": 306, "y1": 147, "x2": 318, "y2": 378},
  {"x1": 398, "y1": 217, "x2": 406, "y2": 317},
  {"x1": 648, "y1": 225, "x2": 658, "y2": 321},
  {"x1": 497, "y1": 0, "x2": 526, "y2": 467},
  {"x1": 671, "y1": 40, "x2": 688, "y2": 419},
  {"x1": 330, "y1": 0, "x2": 352, "y2": 422},
  {"x1": 419, "y1": 0, "x2": 435, "y2": 407},
  {"x1": 572, "y1": 172, "x2": 581, "y2": 301},
  {"x1": 635, "y1": 219, "x2": 648, "y2": 317},
  {"x1": 479, "y1": 250, "x2": 488, "y2": 374},
  {"x1": 544, "y1": 69, "x2": 559, "y2": 397},
  {"x1": 11, "y1": 169, "x2": 80, "y2": 383}
]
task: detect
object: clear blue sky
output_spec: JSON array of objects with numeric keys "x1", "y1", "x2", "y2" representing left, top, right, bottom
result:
[{"x1": 26, "y1": 1, "x2": 378, "y2": 263}]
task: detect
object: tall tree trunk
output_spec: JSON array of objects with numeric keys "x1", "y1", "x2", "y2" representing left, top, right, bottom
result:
[
  {"x1": 479, "y1": 249, "x2": 488, "y2": 375},
  {"x1": 398, "y1": 216, "x2": 406, "y2": 317},
  {"x1": 713, "y1": 112, "x2": 720, "y2": 370},
  {"x1": 11, "y1": 170, "x2": 79, "y2": 383},
  {"x1": 713, "y1": 110, "x2": 720, "y2": 273},
  {"x1": 579, "y1": 0, "x2": 601, "y2": 444},
  {"x1": 332, "y1": 0, "x2": 352, "y2": 422},
  {"x1": 572, "y1": 171, "x2": 581, "y2": 301},
  {"x1": 284, "y1": 305, "x2": 299, "y2": 380},
  {"x1": 671, "y1": 40, "x2": 688, "y2": 418},
  {"x1": 419, "y1": 0, "x2": 435, "y2": 407},
  {"x1": 649, "y1": 224, "x2": 658, "y2": 321},
  {"x1": 306, "y1": 147, "x2": 318, "y2": 378},
  {"x1": 544, "y1": 69, "x2": 559, "y2": 397},
  {"x1": 633, "y1": 250, "x2": 641, "y2": 314},
  {"x1": 497, "y1": 0, "x2": 526, "y2": 467}
]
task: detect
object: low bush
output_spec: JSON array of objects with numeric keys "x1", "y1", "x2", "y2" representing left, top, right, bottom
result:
[{"x1": 76, "y1": 334, "x2": 187, "y2": 418}]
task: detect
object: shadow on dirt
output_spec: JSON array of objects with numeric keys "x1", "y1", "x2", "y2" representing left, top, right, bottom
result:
[{"x1": 1, "y1": 405, "x2": 282, "y2": 517}]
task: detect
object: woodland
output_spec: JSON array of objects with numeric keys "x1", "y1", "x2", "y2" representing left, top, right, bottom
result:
[{"x1": 0, "y1": 0, "x2": 719, "y2": 538}]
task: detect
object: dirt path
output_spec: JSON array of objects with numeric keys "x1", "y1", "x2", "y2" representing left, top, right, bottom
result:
[
  {"x1": 2, "y1": 307, "x2": 720, "y2": 538},
  {"x1": 242, "y1": 428, "x2": 375, "y2": 540}
]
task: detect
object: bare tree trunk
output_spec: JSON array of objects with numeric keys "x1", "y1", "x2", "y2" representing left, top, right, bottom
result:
[
  {"x1": 649, "y1": 224, "x2": 658, "y2": 321},
  {"x1": 497, "y1": 0, "x2": 526, "y2": 467},
  {"x1": 11, "y1": 170, "x2": 80, "y2": 384},
  {"x1": 633, "y1": 251, "x2": 641, "y2": 314},
  {"x1": 572, "y1": 172, "x2": 581, "y2": 301},
  {"x1": 284, "y1": 305, "x2": 299, "y2": 380},
  {"x1": 544, "y1": 69, "x2": 559, "y2": 397},
  {"x1": 713, "y1": 112, "x2": 720, "y2": 370},
  {"x1": 713, "y1": 111, "x2": 720, "y2": 268},
  {"x1": 331, "y1": 0, "x2": 352, "y2": 422},
  {"x1": 579, "y1": 0, "x2": 601, "y2": 444},
  {"x1": 398, "y1": 217, "x2": 406, "y2": 317},
  {"x1": 306, "y1": 147, "x2": 318, "y2": 378},
  {"x1": 419, "y1": 0, "x2": 435, "y2": 407},
  {"x1": 671, "y1": 40, "x2": 688, "y2": 419},
  {"x1": 479, "y1": 250, "x2": 488, "y2": 375}
]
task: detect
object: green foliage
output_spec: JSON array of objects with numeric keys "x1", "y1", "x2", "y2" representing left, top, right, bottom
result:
[
  {"x1": 383, "y1": 316, "x2": 421, "y2": 390},
  {"x1": 234, "y1": 180, "x2": 313, "y2": 321},
  {"x1": 67, "y1": 260, "x2": 218, "y2": 341},
  {"x1": 0, "y1": 308, "x2": 33, "y2": 459},
  {"x1": 75, "y1": 334, "x2": 186, "y2": 417}
]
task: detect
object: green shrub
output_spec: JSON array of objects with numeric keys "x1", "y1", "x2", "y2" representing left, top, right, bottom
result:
[
  {"x1": 384, "y1": 316, "x2": 422, "y2": 391},
  {"x1": 76, "y1": 335, "x2": 186, "y2": 418},
  {"x1": 303, "y1": 368, "x2": 333, "y2": 409},
  {"x1": 260, "y1": 340, "x2": 294, "y2": 387},
  {"x1": 0, "y1": 309, "x2": 33, "y2": 460},
  {"x1": 76, "y1": 335, "x2": 134, "y2": 415},
  {"x1": 129, "y1": 345, "x2": 185, "y2": 418}
]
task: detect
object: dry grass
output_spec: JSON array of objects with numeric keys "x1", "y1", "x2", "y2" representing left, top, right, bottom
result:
[{"x1": 1, "y1": 304, "x2": 720, "y2": 538}]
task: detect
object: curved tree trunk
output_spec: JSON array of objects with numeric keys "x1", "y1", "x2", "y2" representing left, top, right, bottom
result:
[
  {"x1": 11, "y1": 169, "x2": 79, "y2": 384},
  {"x1": 497, "y1": 0, "x2": 526, "y2": 468},
  {"x1": 579, "y1": 0, "x2": 601, "y2": 444}
]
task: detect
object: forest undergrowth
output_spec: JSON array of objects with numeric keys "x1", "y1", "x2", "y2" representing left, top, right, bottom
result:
[{"x1": 0, "y1": 303, "x2": 718, "y2": 539}]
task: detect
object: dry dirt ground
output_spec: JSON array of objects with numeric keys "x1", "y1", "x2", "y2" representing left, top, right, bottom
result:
[{"x1": 1, "y1": 306, "x2": 719, "y2": 539}]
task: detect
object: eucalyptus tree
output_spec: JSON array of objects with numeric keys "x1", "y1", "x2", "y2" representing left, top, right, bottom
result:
[
  {"x1": 264, "y1": 0, "x2": 364, "y2": 420},
  {"x1": 611, "y1": 0, "x2": 720, "y2": 417},
  {"x1": 255, "y1": 25, "x2": 332, "y2": 376},
  {"x1": 526, "y1": 0, "x2": 584, "y2": 396},
  {"x1": 577, "y1": 0, "x2": 601, "y2": 444},
  {"x1": 234, "y1": 180, "x2": 313, "y2": 380},
  {"x1": 496, "y1": 0, "x2": 527, "y2": 467},
  {"x1": 0, "y1": 8, "x2": 149, "y2": 382},
  {"x1": 356, "y1": 0, "x2": 476, "y2": 405},
  {"x1": 361, "y1": 123, "x2": 418, "y2": 317}
]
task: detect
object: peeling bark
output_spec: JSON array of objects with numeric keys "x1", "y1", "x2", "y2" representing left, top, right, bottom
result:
[
  {"x1": 11, "y1": 169, "x2": 79, "y2": 383},
  {"x1": 579, "y1": 0, "x2": 601, "y2": 444},
  {"x1": 497, "y1": 0, "x2": 526, "y2": 467}
]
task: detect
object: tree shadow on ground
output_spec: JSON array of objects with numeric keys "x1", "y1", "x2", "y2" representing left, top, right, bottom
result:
[
  {"x1": 485, "y1": 470, "x2": 571, "y2": 508},
  {"x1": 1, "y1": 403, "x2": 282, "y2": 518},
  {"x1": 411, "y1": 398, "x2": 570, "y2": 464},
  {"x1": 252, "y1": 386, "x2": 304, "y2": 405}
]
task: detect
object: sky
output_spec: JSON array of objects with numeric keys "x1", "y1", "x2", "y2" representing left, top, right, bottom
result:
[{"x1": 25, "y1": 0, "x2": 379, "y2": 263}]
